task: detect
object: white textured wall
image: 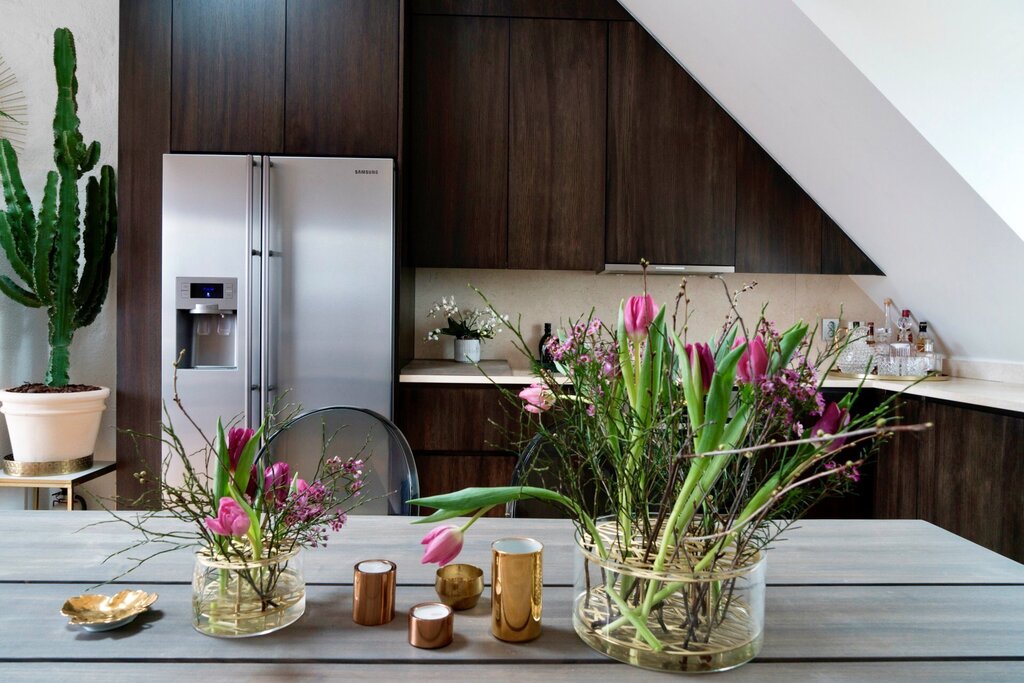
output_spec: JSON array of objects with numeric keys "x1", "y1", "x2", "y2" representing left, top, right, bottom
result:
[
  {"x1": 415, "y1": 269, "x2": 882, "y2": 370},
  {"x1": 0, "y1": 1, "x2": 119, "y2": 508},
  {"x1": 617, "y1": 0, "x2": 1024, "y2": 381},
  {"x1": 794, "y1": 0, "x2": 1024, "y2": 244}
]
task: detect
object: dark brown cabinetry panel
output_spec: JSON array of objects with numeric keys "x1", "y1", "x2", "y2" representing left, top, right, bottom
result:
[
  {"x1": 397, "y1": 384, "x2": 515, "y2": 452},
  {"x1": 735, "y1": 131, "x2": 822, "y2": 273},
  {"x1": 606, "y1": 22, "x2": 737, "y2": 267},
  {"x1": 407, "y1": 15, "x2": 509, "y2": 268},
  {"x1": 408, "y1": 0, "x2": 631, "y2": 20},
  {"x1": 414, "y1": 453, "x2": 517, "y2": 517},
  {"x1": 171, "y1": 0, "x2": 285, "y2": 153},
  {"x1": 117, "y1": 0, "x2": 170, "y2": 508},
  {"x1": 821, "y1": 215, "x2": 883, "y2": 275},
  {"x1": 875, "y1": 396, "x2": 1024, "y2": 563},
  {"x1": 509, "y1": 19, "x2": 606, "y2": 271},
  {"x1": 398, "y1": 384, "x2": 525, "y2": 517},
  {"x1": 285, "y1": 0, "x2": 400, "y2": 157}
]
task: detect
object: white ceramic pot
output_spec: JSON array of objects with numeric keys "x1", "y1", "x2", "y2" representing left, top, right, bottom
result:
[
  {"x1": 0, "y1": 386, "x2": 110, "y2": 462},
  {"x1": 454, "y1": 338, "x2": 481, "y2": 364}
]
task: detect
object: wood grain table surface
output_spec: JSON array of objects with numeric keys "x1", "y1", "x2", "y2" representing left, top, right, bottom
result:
[{"x1": 1, "y1": 513, "x2": 1022, "y2": 681}]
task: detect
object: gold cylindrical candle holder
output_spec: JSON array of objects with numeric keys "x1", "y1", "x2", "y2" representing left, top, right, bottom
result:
[
  {"x1": 408, "y1": 601, "x2": 454, "y2": 649},
  {"x1": 352, "y1": 559, "x2": 396, "y2": 626},
  {"x1": 490, "y1": 537, "x2": 543, "y2": 642}
]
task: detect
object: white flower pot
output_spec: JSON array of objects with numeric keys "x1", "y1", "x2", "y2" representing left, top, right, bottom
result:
[
  {"x1": 0, "y1": 386, "x2": 110, "y2": 462},
  {"x1": 454, "y1": 338, "x2": 481, "y2": 364}
]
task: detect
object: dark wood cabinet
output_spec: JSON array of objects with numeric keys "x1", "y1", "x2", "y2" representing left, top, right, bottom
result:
[
  {"x1": 397, "y1": 383, "x2": 526, "y2": 517},
  {"x1": 875, "y1": 396, "x2": 1024, "y2": 563},
  {"x1": 821, "y1": 215, "x2": 883, "y2": 275},
  {"x1": 606, "y1": 22, "x2": 738, "y2": 268},
  {"x1": 171, "y1": 0, "x2": 286, "y2": 153},
  {"x1": 735, "y1": 131, "x2": 822, "y2": 273},
  {"x1": 508, "y1": 19, "x2": 607, "y2": 271},
  {"x1": 285, "y1": 0, "x2": 400, "y2": 157},
  {"x1": 407, "y1": 15, "x2": 510, "y2": 268}
]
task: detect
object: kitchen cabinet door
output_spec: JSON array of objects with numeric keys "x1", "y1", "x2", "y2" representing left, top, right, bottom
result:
[
  {"x1": 171, "y1": 0, "x2": 285, "y2": 153},
  {"x1": 407, "y1": 15, "x2": 509, "y2": 268},
  {"x1": 285, "y1": 0, "x2": 400, "y2": 157},
  {"x1": 821, "y1": 214, "x2": 884, "y2": 275},
  {"x1": 508, "y1": 19, "x2": 606, "y2": 271},
  {"x1": 735, "y1": 131, "x2": 822, "y2": 273},
  {"x1": 606, "y1": 22, "x2": 737, "y2": 267}
]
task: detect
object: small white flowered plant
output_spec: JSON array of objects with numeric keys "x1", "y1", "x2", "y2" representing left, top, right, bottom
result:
[{"x1": 426, "y1": 295, "x2": 508, "y2": 341}]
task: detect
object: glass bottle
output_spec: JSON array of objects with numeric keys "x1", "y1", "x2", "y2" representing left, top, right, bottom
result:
[
  {"x1": 915, "y1": 322, "x2": 929, "y2": 353},
  {"x1": 896, "y1": 309, "x2": 914, "y2": 343},
  {"x1": 538, "y1": 323, "x2": 554, "y2": 369}
]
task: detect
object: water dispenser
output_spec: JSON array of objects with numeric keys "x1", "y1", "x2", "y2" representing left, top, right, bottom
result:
[{"x1": 174, "y1": 277, "x2": 238, "y2": 369}]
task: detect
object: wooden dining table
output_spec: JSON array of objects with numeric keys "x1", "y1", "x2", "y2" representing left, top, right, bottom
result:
[{"x1": 1, "y1": 512, "x2": 1022, "y2": 681}]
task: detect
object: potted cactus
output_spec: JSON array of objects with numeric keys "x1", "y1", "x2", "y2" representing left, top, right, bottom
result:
[{"x1": 0, "y1": 28, "x2": 117, "y2": 467}]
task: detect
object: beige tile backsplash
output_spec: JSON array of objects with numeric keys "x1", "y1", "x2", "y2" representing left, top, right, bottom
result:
[{"x1": 414, "y1": 269, "x2": 883, "y2": 370}]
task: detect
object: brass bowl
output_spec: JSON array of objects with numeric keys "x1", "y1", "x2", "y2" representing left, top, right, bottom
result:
[
  {"x1": 61, "y1": 590, "x2": 158, "y2": 631},
  {"x1": 435, "y1": 563, "x2": 484, "y2": 610}
]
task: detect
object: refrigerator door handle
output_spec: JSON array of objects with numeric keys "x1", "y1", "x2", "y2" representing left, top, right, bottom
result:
[
  {"x1": 260, "y1": 156, "x2": 272, "y2": 423},
  {"x1": 244, "y1": 154, "x2": 255, "y2": 429}
]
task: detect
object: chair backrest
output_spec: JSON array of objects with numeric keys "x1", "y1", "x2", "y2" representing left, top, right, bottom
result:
[
  {"x1": 257, "y1": 406, "x2": 420, "y2": 516},
  {"x1": 506, "y1": 433, "x2": 570, "y2": 519}
]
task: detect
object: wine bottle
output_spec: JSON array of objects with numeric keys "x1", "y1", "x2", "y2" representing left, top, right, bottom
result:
[{"x1": 538, "y1": 323, "x2": 554, "y2": 369}]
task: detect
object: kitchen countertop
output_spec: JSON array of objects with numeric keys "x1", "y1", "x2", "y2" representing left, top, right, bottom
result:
[{"x1": 400, "y1": 360, "x2": 1024, "y2": 413}]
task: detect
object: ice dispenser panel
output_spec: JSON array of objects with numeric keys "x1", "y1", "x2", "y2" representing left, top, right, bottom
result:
[{"x1": 174, "y1": 277, "x2": 238, "y2": 369}]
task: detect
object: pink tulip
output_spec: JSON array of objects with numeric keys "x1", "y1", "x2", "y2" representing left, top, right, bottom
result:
[
  {"x1": 204, "y1": 497, "x2": 251, "y2": 537},
  {"x1": 624, "y1": 294, "x2": 657, "y2": 342},
  {"x1": 734, "y1": 336, "x2": 769, "y2": 385},
  {"x1": 227, "y1": 427, "x2": 255, "y2": 471},
  {"x1": 420, "y1": 524, "x2": 464, "y2": 566},
  {"x1": 264, "y1": 462, "x2": 291, "y2": 506},
  {"x1": 685, "y1": 342, "x2": 715, "y2": 392},
  {"x1": 811, "y1": 402, "x2": 851, "y2": 452},
  {"x1": 519, "y1": 383, "x2": 555, "y2": 414}
]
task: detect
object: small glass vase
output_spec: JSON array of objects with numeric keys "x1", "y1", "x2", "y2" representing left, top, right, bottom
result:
[
  {"x1": 573, "y1": 517, "x2": 765, "y2": 673},
  {"x1": 192, "y1": 547, "x2": 306, "y2": 638}
]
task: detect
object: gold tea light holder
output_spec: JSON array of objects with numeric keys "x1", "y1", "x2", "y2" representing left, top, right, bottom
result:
[
  {"x1": 61, "y1": 589, "x2": 158, "y2": 632},
  {"x1": 408, "y1": 601, "x2": 454, "y2": 649},
  {"x1": 435, "y1": 563, "x2": 484, "y2": 610},
  {"x1": 352, "y1": 559, "x2": 396, "y2": 626}
]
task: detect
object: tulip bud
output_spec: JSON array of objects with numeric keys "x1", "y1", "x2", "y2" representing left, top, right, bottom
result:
[
  {"x1": 420, "y1": 524, "x2": 465, "y2": 566},
  {"x1": 623, "y1": 294, "x2": 657, "y2": 342}
]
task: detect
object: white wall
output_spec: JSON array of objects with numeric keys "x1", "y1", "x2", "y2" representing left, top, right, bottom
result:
[
  {"x1": 414, "y1": 269, "x2": 882, "y2": 370},
  {"x1": 794, "y1": 0, "x2": 1024, "y2": 244},
  {"x1": 0, "y1": 1, "x2": 119, "y2": 508},
  {"x1": 618, "y1": 0, "x2": 1024, "y2": 381}
]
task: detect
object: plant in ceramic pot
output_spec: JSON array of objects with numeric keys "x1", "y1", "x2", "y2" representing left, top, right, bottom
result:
[
  {"x1": 425, "y1": 295, "x2": 506, "y2": 363},
  {"x1": 0, "y1": 28, "x2": 116, "y2": 466},
  {"x1": 410, "y1": 275, "x2": 930, "y2": 673}
]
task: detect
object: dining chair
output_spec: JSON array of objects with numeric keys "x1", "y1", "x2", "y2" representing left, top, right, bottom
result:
[
  {"x1": 257, "y1": 406, "x2": 420, "y2": 516},
  {"x1": 506, "y1": 433, "x2": 570, "y2": 518}
]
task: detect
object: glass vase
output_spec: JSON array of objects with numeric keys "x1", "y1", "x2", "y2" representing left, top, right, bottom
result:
[
  {"x1": 573, "y1": 517, "x2": 765, "y2": 673},
  {"x1": 192, "y1": 547, "x2": 305, "y2": 637}
]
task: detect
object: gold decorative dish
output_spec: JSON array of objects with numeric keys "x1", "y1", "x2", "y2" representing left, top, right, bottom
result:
[
  {"x1": 435, "y1": 563, "x2": 484, "y2": 610},
  {"x1": 828, "y1": 371, "x2": 950, "y2": 382},
  {"x1": 3, "y1": 453, "x2": 93, "y2": 477},
  {"x1": 61, "y1": 590, "x2": 158, "y2": 631}
]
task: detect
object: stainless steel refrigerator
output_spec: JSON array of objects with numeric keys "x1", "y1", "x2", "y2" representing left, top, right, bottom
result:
[{"x1": 161, "y1": 154, "x2": 396, "y2": 513}]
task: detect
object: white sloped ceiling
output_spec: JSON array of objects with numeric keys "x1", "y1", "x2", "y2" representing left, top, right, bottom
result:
[{"x1": 618, "y1": 0, "x2": 1024, "y2": 369}]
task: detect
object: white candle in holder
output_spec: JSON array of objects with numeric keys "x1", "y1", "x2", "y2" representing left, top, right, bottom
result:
[{"x1": 408, "y1": 601, "x2": 454, "y2": 649}]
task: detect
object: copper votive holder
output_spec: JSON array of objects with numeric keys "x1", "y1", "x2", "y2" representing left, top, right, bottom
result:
[
  {"x1": 435, "y1": 563, "x2": 484, "y2": 610},
  {"x1": 352, "y1": 559, "x2": 396, "y2": 626},
  {"x1": 408, "y1": 601, "x2": 454, "y2": 649},
  {"x1": 491, "y1": 537, "x2": 543, "y2": 642}
]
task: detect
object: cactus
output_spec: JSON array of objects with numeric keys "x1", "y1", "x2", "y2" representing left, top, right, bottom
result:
[{"x1": 0, "y1": 28, "x2": 117, "y2": 387}]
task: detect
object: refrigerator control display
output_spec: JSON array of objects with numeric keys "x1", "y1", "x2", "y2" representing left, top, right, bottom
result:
[{"x1": 191, "y1": 283, "x2": 224, "y2": 299}]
